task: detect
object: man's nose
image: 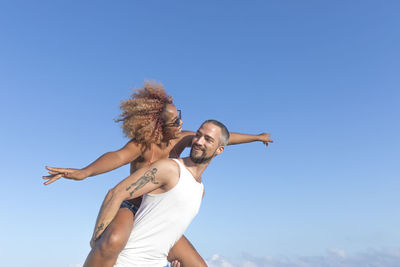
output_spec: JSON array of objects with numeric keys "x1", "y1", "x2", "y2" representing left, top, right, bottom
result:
[{"x1": 195, "y1": 136, "x2": 205, "y2": 145}]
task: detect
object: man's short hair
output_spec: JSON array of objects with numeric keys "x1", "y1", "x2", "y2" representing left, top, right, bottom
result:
[{"x1": 201, "y1": 120, "x2": 230, "y2": 146}]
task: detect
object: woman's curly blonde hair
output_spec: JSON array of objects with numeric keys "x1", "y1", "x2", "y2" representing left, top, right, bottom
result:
[{"x1": 115, "y1": 81, "x2": 173, "y2": 147}]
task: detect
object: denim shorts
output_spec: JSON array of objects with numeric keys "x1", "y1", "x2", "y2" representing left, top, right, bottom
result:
[{"x1": 120, "y1": 200, "x2": 139, "y2": 216}]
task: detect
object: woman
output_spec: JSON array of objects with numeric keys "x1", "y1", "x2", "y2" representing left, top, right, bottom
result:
[{"x1": 43, "y1": 81, "x2": 272, "y2": 267}]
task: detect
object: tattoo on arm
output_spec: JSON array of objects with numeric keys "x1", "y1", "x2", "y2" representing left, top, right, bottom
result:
[
  {"x1": 126, "y1": 168, "x2": 159, "y2": 197},
  {"x1": 94, "y1": 222, "x2": 106, "y2": 241}
]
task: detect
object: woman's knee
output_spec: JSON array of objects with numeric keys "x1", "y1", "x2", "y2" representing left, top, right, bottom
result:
[
  {"x1": 93, "y1": 208, "x2": 133, "y2": 259},
  {"x1": 98, "y1": 229, "x2": 128, "y2": 256}
]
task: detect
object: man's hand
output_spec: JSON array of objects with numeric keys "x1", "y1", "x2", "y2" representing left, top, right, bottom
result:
[
  {"x1": 43, "y1": 166, "x2": 88, "y2": 185},
  {"x1": 258, "y1": 133, "x2": 273, "y2": 147},
  {"x1": 90, "y1": 236, "x2": 98, "y2": 249},
  {"x1": 170, "y1": 260, "x2": 181, "y2": 267}
]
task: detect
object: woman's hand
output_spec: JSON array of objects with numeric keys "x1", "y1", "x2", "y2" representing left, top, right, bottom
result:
[
  {"x1": 43, "y1": 166, "x2": 88, "y2": 185},
  {"x1": 258, "y1": 133, "x2": 273, "y2": 146}
]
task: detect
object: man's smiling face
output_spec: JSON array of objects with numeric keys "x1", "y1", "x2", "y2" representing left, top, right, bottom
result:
[{"x1": 190, "y1": 122, "x2": 224, "y2": 164}]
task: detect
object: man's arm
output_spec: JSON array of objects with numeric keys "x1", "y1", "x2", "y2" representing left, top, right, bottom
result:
[
  {"x1": 89, "y1": 159, "x2": 179, "y2": 246},
  {"x1": 43, "y1": 141, "x2": 143, "y2": 185}
]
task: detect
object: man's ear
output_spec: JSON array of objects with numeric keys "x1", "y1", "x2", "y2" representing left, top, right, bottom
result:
[{"x1": 215, "y1": 145, "x2": 225, "y2": 156}]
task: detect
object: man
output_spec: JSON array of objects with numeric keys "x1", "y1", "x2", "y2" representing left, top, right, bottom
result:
[
  {"x1": 44, "y1": 83, "x2": 272, "y2": 267},
  {"x1": 83, "y1": 119, "x2": 230, "y2": 267}
]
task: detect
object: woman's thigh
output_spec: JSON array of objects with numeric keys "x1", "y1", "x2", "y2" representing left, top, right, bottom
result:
[
  {"x1": 98, "y1": 207, "x2": 135, "y2": 254},
  {"x1": 167, "y1": 235, "x2": 207, "y2": 267},
  {"x1": 84, "y1": 208, "x2": 135, "y2": 267}
]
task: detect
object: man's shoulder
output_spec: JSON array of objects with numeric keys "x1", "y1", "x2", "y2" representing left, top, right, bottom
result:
[
  {"x1": 151, "y1": 159, "x2": 180, "y2": 177},
  {"x1": 148, "y1": 159, "x2": 179, "y2": 186}
]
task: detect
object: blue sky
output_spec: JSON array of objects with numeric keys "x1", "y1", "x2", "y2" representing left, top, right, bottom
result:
[{"x1": 1, "y1": 1, "x2": 399, "y2": 266}]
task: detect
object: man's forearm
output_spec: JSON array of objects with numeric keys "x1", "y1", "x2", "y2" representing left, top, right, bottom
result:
[
  {"x1": 90, "y1": 189, "x2": 124, "y2": 243},
  {"x1": 90, "y1": 166, "x2": 163, "y2": 244}
]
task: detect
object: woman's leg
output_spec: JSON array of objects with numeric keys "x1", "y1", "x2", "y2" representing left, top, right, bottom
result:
[
  {"x1": 167, "y1": 235, "x2": 207, "y2": 267},
  {"x1": 83, "y1": 208, "x2": 134, "y2": 267}
]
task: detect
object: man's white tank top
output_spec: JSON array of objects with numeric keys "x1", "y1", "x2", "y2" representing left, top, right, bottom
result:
[{"x1": 114, "y1": 159, "x2": 204, "y2": 267}]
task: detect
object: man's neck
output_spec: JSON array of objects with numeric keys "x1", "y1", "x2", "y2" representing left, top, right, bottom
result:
[{"x1": 181, "y1": 157, "x2": 210, "y2": 183}]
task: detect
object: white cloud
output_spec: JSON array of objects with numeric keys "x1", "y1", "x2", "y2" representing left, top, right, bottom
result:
[
  {"x1": 70, "y1": 249, "x2": 400, "y2": 267},
  {"x1": 207, "y1": 254, "x2": 235, "y2": 267},
  {"x1": 206, "y1": 248, "x2": 400, "y2": 267},
  {"x1": 326, "y1": 248, "x2": 346, "y2": 259}
]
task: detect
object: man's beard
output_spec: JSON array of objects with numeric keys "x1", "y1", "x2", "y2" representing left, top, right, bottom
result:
[{"x1": 190, "y1": 146, "x2": 215, "y2": 164}]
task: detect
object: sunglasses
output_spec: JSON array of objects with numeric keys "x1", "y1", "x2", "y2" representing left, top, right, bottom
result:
[{"x1": 165, "y1": 110, "x2": 182, "y2": 127}]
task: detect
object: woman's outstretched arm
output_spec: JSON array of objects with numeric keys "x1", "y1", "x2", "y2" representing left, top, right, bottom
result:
[
  {"x1": 43, "y1": 141, "x2": 142, "y2": 185},
  {"x1": 228, "y1": 132, "x2": 273, "y2": 146},
  {"x1": 177, "y1": 131, "x2": 273, "y2": 148}
]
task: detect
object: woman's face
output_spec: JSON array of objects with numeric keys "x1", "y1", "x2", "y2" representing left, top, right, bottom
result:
[{"x1": 162, "y1": 104, "x2": 183, "y2": 140}]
